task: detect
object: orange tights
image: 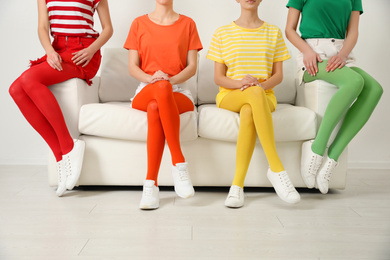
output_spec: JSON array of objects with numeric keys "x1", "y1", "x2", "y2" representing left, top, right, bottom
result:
[{"x1": 132, "y1": 81, "x2": 194, "y2": 185}]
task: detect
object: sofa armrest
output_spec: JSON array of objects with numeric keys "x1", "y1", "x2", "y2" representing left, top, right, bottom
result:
[
  {"x1": 295, "y1": 78, "x2": 347, "y2": 148},
  {"x1": 48, "y1": 77, "x2": 100, "y2": 138},
  {"x1": 48, "y1": 77, "x2": 100, "y2": 186},
  {"x1": 295, "y1": 79, "x2": 339, "y2": 129}
]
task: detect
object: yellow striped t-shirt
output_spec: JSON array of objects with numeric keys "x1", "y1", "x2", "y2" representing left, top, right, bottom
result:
[{"x1": 207, "y1": 22, "x2": 291, "y2": 107}]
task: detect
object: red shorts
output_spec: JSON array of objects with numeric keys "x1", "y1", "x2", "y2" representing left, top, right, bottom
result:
[{"x1": 30, "y1": 36, "x2": 101, "y2": 85}]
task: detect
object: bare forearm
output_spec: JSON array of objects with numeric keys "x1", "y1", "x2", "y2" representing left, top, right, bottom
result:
[
  {"x1": 260, "y1": 72, "x2": 282, "y2": 91},
  {"x1": 87, "y1": 0, "x2": 113, "y2": 54},
  {"x1": 285, "y1": 8, "x2": 313, "y2": 56},
  {"x1": 86, "y1": 27, "x2": 113, "y2": 54},
  {"x1": 170, "y1": 50, "x2": 198, "y2": 85},
  {"x1": 215, "y1": 74, "x2": 242, "y2": 90},
  {"x1": 339, "y1": 13, "x2": 359, "y2": 59},
  {"x1": 339, "y1": 37, "x2": 357, "y2": 59},
  {"x1": 129, "y1": 64, "x2": 152, "y2": 83},
  {"x1": 169, "y1": 65, "x2": 196, "y2": 85},
  {"x1": 285, "y1": 28, "x2": 313, "y2": 56},
  {"x1": 38, "y1": 27, "x2": 55, "y2": 54}
]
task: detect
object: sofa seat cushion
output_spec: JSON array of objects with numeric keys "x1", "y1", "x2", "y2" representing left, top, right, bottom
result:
[
  {"x1": 79, "y1": 102, "x2": 198, "y2": 142},
  {"x1": 198, "y1": 104, "x2": 317, "y2": 142}
]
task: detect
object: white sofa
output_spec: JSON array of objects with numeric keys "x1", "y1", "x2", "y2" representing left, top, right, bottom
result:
[{"x1": 47, "y1": 48, "x2": 348, "y2": 189}]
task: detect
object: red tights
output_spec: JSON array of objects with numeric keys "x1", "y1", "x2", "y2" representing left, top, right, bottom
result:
[
  {"x1": 9, "y1": 61, "x2": 86, "y2": 162},
  {"x1": 132, "y1": 81, "x2": 194, "y2": 185}
]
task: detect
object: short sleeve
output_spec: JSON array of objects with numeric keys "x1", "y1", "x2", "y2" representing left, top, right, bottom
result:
[
  {"x1": 274, "y1": 29, "x2": 291, "y2": 62},
  {"x1": 188, "y1": 20, "x2": 203, "y2": 51},
  {"x1": 206, "y1": 30, "x2": 224, "y2": 64},
  {"x1": 123, "y1": 19, "x2": 139, "y2": 50},
  {"x1": 93, "y1": 0, "x2": 100, "y2": 9},
  {"x1": 353, "y1": 0, "x2": 363, "y2": 14},
  {"x1": 286, "y1": 0, "x2": 304, "y2": 11}
]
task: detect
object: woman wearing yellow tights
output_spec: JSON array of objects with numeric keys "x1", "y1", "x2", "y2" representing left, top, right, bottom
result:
[{"x1": 207, "y1": 0, "x2": 300, "y2": 207}]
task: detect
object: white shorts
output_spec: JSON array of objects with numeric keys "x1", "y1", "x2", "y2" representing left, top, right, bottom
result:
[
  {"x1": 296, "y1": 38, "x2": 357, "y2": 85},
  {"x1": 131, "y1": 81, "x2": 194, "y2": 103}
]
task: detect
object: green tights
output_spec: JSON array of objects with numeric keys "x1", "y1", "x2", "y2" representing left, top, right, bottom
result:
[{"x1": 303, "y1": 61, "x2": 383, "y2": 161}]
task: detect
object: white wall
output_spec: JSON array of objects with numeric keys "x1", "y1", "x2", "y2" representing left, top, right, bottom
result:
[{"x1": 0, "y1": 0, "x2": 389, "y2": 168}]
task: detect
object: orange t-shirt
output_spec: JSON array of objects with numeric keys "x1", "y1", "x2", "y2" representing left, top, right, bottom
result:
[{"x1": 124, "y1": 14, "x2": 203, "y2": 77}]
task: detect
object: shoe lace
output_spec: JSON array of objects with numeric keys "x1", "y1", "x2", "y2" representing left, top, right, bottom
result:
[
  {"x1": 309, "y1": 155, "x2": 321, "y2": 175},
  {"x1": 228, "y1": 186, "x2": 241, "y2": 199},
  {"x1": 63, "y1": 155, "x2": 72, "y2": 177},
  {"x1": 279, "y1": 172, "x2": 295, "y2": 193},
  {"x1": 177, "y1": 167, "x2": 189, "y2": 181},
  {"x1": 143, "y1": 187, "x2": 154, "y2": 197},
  {"x1": 324, "y1": 161, "x2": 337, "y2": 181},
  {"x1": 56, "y1": 162, "x2": 63, "y2": 182}
]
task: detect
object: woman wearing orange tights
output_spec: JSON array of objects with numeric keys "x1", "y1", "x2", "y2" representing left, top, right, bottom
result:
[{"x1": 124, "y1": 0, "x2": 203, "y2": 209}]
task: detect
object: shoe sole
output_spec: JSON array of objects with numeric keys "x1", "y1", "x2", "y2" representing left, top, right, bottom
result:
[
  {"x1": 56, "y1": 184, "x2": 67, "y2": 197},
  {"x1": 139, "y1": 203, "x2": 159, "y2": 210},
  {"x1": 174, "y1": 187, "x2": 195, "y2": 199},
  {"x1": 301, "y1": 172, "x2": 316, "y2": 189},
  {"x1": 225, "y1": 201, "x2": 244, "y2": 208}
]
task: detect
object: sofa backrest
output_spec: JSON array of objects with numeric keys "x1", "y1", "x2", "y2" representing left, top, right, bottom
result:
[{"x1": 99, "y1": 48, "x2": 297, "y2": 105}]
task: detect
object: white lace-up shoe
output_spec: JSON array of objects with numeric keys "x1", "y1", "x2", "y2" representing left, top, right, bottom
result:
[
  {"x1": 64, "y1": 139, "x2": 85, "y2": 190},
  {"x1": 225, "y1": 185, "x2": 244, "y2": 208},
  {"x1": 317, "y1": 157, "x2": 338, "y2": 194},
  {"x1": 139, "y1": 180, "x2": 159, "y2": 210},
  {"x1": 171, "y1": 162, "x2": 195, "y2": 198},
  {"x1": 267, "y1": 169, "x2": 300, "y2": 204},
  {"x1": 56, "y1": 160, "x2": 67, "y2": 197},
  {"x1": 301, "y1": 140, "x2": 323, "y2": 188}
]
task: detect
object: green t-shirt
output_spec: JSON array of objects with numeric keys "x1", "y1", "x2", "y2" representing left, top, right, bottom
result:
[{"x1": 286, "y1": 0, "x2": 363, "y2": 39}]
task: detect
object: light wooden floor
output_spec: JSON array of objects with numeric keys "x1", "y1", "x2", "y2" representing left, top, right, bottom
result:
[{"x1": 0, "y1": 165, "x2": 389, "y2": 260}]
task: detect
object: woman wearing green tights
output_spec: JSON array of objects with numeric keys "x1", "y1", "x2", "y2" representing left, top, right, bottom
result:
[{"x1": 285, "y1": 0, "x2": 383, "y2": 194}]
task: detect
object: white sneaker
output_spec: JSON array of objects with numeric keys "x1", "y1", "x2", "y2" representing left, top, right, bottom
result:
[
  {"x1": 316, "y1": 157, "x2": 338, "y2": 194},
  {"x1": 139, "y1": 180, "x2": 159, "y2": 210},
  {"x1": 56, "y1": 160, "x2": 67, "y2": 197},
  {"x1": 171, "y1": 162, "x2": 195, "y2": 198},
  {"x1": 301, "y1": 140, "x2": 323, "y2": 188},
  {"x1": 225, "y1": 185, "x2": 244, "y2": 208},
  {"x1": 267, "y1": 169, "x2": 300, "y2": 204},
  {"x1": 63, "y1": 139, "x2": 85, "y2": 190}
]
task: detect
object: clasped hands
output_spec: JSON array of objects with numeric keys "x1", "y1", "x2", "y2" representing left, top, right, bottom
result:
[
  {"x1": 240, "y1": 75, "x2": 265, "y2": 91},
  {"x1": 150, "y1": 70, "x2": 170, "y2": 84}
]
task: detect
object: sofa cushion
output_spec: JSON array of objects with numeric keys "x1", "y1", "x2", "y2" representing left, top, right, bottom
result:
[
  {"x1": 99, "y1": 48, "x2": 198, "y2": 104},
  {"x1": 79, "y1": 102, "x2": 198, "y2": 142},
  {"x1": 198, "y1": 104, "x2": 317, "y2": 142}
]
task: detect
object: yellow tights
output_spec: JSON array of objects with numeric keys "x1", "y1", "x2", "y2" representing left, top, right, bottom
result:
[{"x1": 219, "y1": 87, "x2": 284, "y2": 188}]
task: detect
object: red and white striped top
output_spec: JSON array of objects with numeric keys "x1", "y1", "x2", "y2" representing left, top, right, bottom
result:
[{"x1": 46, "y1": 0, "x2": 100, "y2": 38}]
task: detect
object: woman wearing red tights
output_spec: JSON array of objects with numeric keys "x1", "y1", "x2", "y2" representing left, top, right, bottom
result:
[
  {"x1": 9, "y1": 0, "x2": 113, "y2": 196},
  {"x1": 125, "y1": 0, "x2": 203, "y2": 209}
]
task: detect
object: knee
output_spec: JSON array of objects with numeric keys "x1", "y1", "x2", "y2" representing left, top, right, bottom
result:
[
  {"x1": 13, "y1": 71, "x2": 38, "y2": 94},
  {"x1": 244, "y1": 86, "x2": 267, "y2": 105},
  {"x1": 155, "y1": 80, "x2": 173, "y2": 97},
  {"x1": 9, "y1": 78, "x2": 24, "y2": 100},
  {"x1": 239, "y1": 104, "x2": 254, "y2": 125},
  {"x1": 345, "y1": 74, "x2": 364, "y2": 96},
  {"x1": 147, "y1": 100, "x2": 161, "y2": 120},
  {"x1": 246, "y1": 85, "x2": 265, "y2": 96},
  {"x1": 147, "y1": 100, "x2": 159, "y2": 113},
  {"x1": 367, "y1": 81, "x2": 384, "y2": 100}
]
